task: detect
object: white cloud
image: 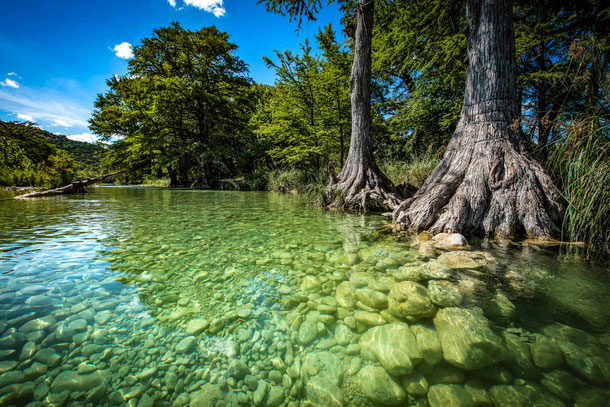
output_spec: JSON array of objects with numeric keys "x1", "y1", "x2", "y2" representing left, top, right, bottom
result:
[
  {"x1": 0, "y1": 78, "x2": 19, "y2": 88},
  {"x1": 66, "y1": 133, "x2": 98, "y2": 143},
  {"x1": 17, "y1": 113, "x2": 34, "y2": 122},
  {"x1": 168, "y1": 0, "x2": 176, "y2": 6},
  {"x1": 52, "y1": 119, "x2": 73, "y2": 128},
  {"x1": 113, "y1": 42, "x2": 134, "y2": 59},
  {"x1": 0, "y1": 89, "x2": 90, "y2": 131},
  {"x1": 184, "y1": 0, "x2": 226, "y2": 17},
  {"x1": 7, "y1": 72, "x2": 17, "y2": 76}
]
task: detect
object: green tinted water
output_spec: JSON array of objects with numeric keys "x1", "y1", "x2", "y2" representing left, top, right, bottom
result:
[{"x1": 0, "y1": 187, "x2": 608, "y2": 406}]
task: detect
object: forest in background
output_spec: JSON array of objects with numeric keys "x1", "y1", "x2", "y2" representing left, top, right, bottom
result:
[
  {"x1": 0, "y1": 120, "x2": 103, "y2": 188},
  {"x1": 1, "y1": 0, "x2": 608, "y2": 251}
]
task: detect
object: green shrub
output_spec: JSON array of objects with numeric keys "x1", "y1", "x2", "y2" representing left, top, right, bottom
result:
[
  {"x1": 244, "y1": 170, "x2": 269, "y2": 191},
  {"x1": 267, "y1": 168, "x2": 328, "y2": 198}
]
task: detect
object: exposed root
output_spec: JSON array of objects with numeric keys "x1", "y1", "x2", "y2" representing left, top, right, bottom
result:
[
  {"x1": 325, "y1": 165, "x2": 401, "y2": 212},
  {"x1": 393, "y1": 123, "x2": 563, "y2": 238}
]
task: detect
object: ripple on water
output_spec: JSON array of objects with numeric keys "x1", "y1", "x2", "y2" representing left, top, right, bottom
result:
[{"x1": 0, "y1": 187, "x2": 609, "y2": 406}]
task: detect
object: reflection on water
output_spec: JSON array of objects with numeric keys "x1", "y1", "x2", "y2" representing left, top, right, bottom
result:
[{"x1": 0, "y1": 187, "x2": 608, "y2": 406}]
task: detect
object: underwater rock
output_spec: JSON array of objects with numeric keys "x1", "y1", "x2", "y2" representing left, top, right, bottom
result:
[
  {"x1": 410, "y1": 323, "x2": 443, "y2": 366},
  {"x1": 356, "y1": 365, "x2": 406, "y2": 406},
  {"x1": 334, "y1": 324, "x2": 353, "y2": 346},
  {"x1": 228, "y1": 359, "x2": 250, "y2": 380},
  {"x1": 67, "y1": 318, "x2": 87, "y2": 332},
  {"x1": 429, "y1": 362, "x2": 466, "y2": 384},
  {"x1": 484, "y1": 291, "x2": 516, "y2": 319},
  {"x1": 298, "y1": 319, "x2": 317, "y2": 345},
  {"x1": 34, "y1": 348, "x2": 61, "y2": 367},
  {"x1": 175, "y1": 336, "x2": 197, "y2": 353},
  {"x1": 428, "y1": 280, "x2": 463, "y2": 307},
  {"x1": 488, "y1": 383, "x2": 565, "y2": 407},
  {"x1": 543, "y1": 323, "x2": 610, "y2": 383},
  {"x1": 94, "y1": 310, "x2": 112, "y2": 325},
  {"x1": 434, "y1": 307, "x2": 507, "y2": 370},
  {"x1": 388, "y1": 281, "x2": 436, "y2": 321},
  {"x1": 266, "y1": 385, "x2": 284, "y2": 407},
  {"x1": 354, "y1": 310, "x2": 386, "y2": 326},
  {"x1": 540, "y1": 370, "x2": 576, "y2": 401},
  {"x1": 360, "y1": 322, "x2": 423, "y2": 375},
  {"x1": 354, "y1": 288, "x2": 388, "y2": 309},
  {"x1": 503, "y1": 331, "x2": 540, "y2": 380},
  {"x1": 185, "y1": 318, "x2": 209, "y2": 336},
  {"x1": 529, "y1": 334, "x2": 564, "y2": 370},
  {"x1": 428, "y1": 384, "x2": 475, "y2": 407},
  {"x1": 437, "y1": 251, "x2": 494, "y2": 270},
  {"x1": 300, "y1": 276, "x2": 321, "y2": 292},
  {"x1": 50, "y1": 369, "x2": 107, "y2": 392},
  {"x1": 19, "y1": 316, "x2": 56, "y2": 333},
  {"x1": 189, "y1": 383, "x2": 227, "y2": 407},
  {"x1": 302, "y1": 352, "x2": 343, "y2": 407},
  {"x1": 401, "y1": 371, "x2": 429, "y2": 395}
]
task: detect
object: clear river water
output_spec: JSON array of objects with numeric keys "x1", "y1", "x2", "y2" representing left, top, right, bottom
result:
[{"x1": 0, "y1": 187, "x2": 608, "y2": 407}]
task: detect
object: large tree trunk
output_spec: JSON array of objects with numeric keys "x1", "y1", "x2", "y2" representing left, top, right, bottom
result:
[
  {"x1": 325, "y1": 0, "x2": 400, "y2": 212},
  {"x1": 393, "y1": 0, "x2": 563, "y2": 238}
]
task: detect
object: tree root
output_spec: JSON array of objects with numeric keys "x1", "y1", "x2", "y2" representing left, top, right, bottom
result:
[{"x1": 393, "y1": 123, "x2": 564, "y2": 238}]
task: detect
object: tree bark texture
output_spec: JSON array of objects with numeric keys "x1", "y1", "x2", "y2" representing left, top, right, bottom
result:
[
  {"x1": 393, "y1": 0, "x2": 563, "y2": 238},
  {"x1": 325, "y1": 0, "x2": 400, "y2": 212}
]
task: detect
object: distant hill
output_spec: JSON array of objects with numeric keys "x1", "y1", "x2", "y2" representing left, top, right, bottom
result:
[
  {"x1": 45, "y1": 132, "x2": 104, "y2": 167},
  {"x1": 0, "y1": 120, "x2": 104, "y2": 168}
]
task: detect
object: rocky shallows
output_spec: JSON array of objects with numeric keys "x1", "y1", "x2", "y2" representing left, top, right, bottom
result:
[{"x1": 0, "y1": 213, "x2": 609, "y2": 407}]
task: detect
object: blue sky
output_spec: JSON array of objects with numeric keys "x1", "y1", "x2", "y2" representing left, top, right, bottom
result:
[{"x1": 0, "y1": 0, "x2": 343, "y2": 143}]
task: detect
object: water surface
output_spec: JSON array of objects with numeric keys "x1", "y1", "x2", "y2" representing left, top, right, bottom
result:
[{"x1": 0, "y1": 187, "x2": 608, "y2": 406}]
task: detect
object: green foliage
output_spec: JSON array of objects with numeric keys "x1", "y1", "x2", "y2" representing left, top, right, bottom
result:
[
  {"x1": 548, "y1": 117, "x2": 610, "y2": 254},
  {"x1": 244, "y1": 170, "x2": 269, "y2": 191},
  {"x1": 90, "y1": 22, "x2": 254, "y2": 187},
  {"x1": 253, "y1": 25, "x2": 351, "y2": 170},
  {"x1": 380, "y1": 155, "x2": 440, "y2": 188},
  {"x1": 0, "y1": 120, "x2": 82, "y2": 188},
  {"x1": 45, "y1": 133, "x2": 103, "y2": 167},
  {"x1": 373, "y1": 0, "x2": 465, "y2": 157},
  {"x1": 267, "y1": 168, "x2": 328, "y2": 198}
]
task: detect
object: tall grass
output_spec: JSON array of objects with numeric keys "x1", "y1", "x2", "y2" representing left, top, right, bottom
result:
[
  {"x1": 548, "y1": 118, "x2": 609, "y2": 255},
  {"x1": 381, "y1": 155, "x2": 440, "y2": 188},
  {"x1": 267, "y1": 169, "x2": 328, "y2": 200}
]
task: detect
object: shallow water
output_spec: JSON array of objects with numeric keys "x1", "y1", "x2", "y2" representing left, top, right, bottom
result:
[{"x1": 0, "y1": 187, "x2": 608, "y2": 407}]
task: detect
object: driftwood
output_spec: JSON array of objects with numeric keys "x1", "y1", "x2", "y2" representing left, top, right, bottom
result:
[{"x1": 15, "y1": 171, "x2": 125, "y2": 199}]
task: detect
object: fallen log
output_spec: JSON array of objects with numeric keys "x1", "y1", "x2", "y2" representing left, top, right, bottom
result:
[{"x1": 15, "y1": 171, "x2": 125, "y2": 199}]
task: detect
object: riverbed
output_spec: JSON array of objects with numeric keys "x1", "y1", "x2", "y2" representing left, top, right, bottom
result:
[{"x1": 0, "y1": 187, "x2": 608, "y2": 406}]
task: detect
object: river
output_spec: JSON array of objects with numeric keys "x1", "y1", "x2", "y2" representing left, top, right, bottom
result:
[{"x1": 0, "y1": 187, "x2": 608, "y2": 406}]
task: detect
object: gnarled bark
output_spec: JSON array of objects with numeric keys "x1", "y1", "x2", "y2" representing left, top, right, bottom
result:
[
  {"x1": 393, "y1": 0, "x2": 563, "y2": 238},
  {"x1": 325, "y1": 0, "x2": 400, "y2": 212}
]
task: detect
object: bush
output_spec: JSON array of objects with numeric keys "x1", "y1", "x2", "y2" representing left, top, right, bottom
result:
[{"x1": 267, "y1": 168, "x2": 328, "y2": 199}]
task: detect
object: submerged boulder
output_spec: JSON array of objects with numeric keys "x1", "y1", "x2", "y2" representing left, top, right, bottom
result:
[
  {"x1": 428, "y1": 384, "x2": 475, "y2": 407},
  {"x1": 356, "y1": 365, "x2": 406, "y2": 406},
  {"x1": 360, "y1": 322, "x2": 423, "y2": 375},
  {"x1": 428, "y1": 280, "x2": 463, "y2": 307},
  {"x1": 51, "y1": 370, "x2": 107, "y2": 393},
  {"x1": 433, "y1": 307, "x2": 507, "y2": 370},
  {"x1": 542, "y1": 323, "x2": 610, "y2": 384},
  {"x1": 301, "y1": 352, "x2": 343, "y2": 407},
  {"x1": 388, "y1": 281, "x2": 436, "y2": 321}
]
